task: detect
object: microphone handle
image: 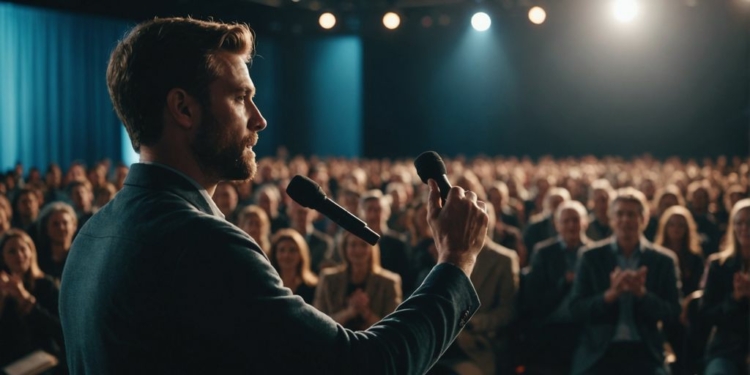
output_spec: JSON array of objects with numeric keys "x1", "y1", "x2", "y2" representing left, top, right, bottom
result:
[
  {"x1": 434, "y1": 174, "x2": 452, "y2": 204},
  {"x1": 318, "y1": 199, "x2": 381, "y2": 246}
]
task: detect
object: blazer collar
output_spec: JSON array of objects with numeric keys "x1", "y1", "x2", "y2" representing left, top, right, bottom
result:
[{"x1": 123, "y1": 163, "x2": 216, "y2": 217}]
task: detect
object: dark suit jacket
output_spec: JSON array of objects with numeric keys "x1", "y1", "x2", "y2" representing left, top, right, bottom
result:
[
  {"x1": 307, "y1": 229, "x2": 334, "y2": 274},
  {"x1": 59, "y1": 164, "x2": 480, "y2": 374},
  {"x1": 568, "y1": 239, "x2": 681, "y2": 375},
  {"x1": 699, "y1": 252, "x2": 749, "y2": 366},
  {"x1": 522, "y1": 215, "x2": 556, "y2": 256}
]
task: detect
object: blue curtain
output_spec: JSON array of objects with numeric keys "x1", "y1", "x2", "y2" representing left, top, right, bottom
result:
[{"x1": 0, "y1": 2, "x2": 132, "y2": 172}]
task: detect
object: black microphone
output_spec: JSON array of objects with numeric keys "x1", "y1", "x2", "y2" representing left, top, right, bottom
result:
[
  {"x1": 286, "y1": 175, "x2": 380, "y2": 246},
  {"x1": 414, "y1": 151, "x2": 452, "y2": 203}
]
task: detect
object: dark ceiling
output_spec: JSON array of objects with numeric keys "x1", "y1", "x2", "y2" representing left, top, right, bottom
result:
[{"x1": 4, "y1": 0, "x2": 518, "y2": 34}]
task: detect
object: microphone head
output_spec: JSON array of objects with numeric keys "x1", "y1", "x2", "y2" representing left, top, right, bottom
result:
[
  {"x1": 286, "y1": 175, "x2": 326, "y2": 209},
  {"x1": 414, "y1": 151, "x2": 447, "y2": 184}
]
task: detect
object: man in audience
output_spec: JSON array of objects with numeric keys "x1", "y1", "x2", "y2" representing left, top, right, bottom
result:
[
  {"x1": 360, "y1": 190, "x2": 410, "y2": 292},
  {"x1": 288, "y1": 199, "x2": 336, "y2": 273},
  {"x1": 569, "y1": 188, "x2": 681, "y2": 375},
  {"x1": 586, "y1": 179, "x2": 614, "y2": 241},
  {"x1": 524, "y1": 201, "x2": 590, "y2": 375},
  {"x1": 523, "y1": 187, "x2": 571, "y2": 254},
  {"x1": 60, "y1": 17, "x2": 489, "y2": 374},
  {"x1": 686, "y1": 180, "x2": 721, "y2": 256},
  {"x1": 213, "y1": 181, "x2": 240, "y2": 223},
  {"x1": 69, "y1": 180, "x2": 94, "y2": 231}
]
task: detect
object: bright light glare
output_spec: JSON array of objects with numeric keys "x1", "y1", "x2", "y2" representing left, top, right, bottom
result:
[
  {"x1": 528, "y1": 6, "x2": 546, "y2": 25},
  {"x1": 383, "y1": 12, "x2": 401, "y2": 30},
  {"x1": 471, "y1": 12, "x2": 491, "y2": 31},
  {"x1": 319, "y1": 13, "x2": 336, "y2": 29},
  {"x1": 613, "y1": 0, "x2": 638, "y2": 23}
]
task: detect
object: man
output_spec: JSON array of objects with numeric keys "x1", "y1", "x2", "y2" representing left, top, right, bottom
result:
[
  {"x1": 360, "y1": 190, "x2": 411, "y2": 292},
  {"x1": 60, "y1": 17, "x2": 489, "y2": 374},
  {"x1": 569, "y1": 188, "x2": 681, "y2": 375},
  {"x1": 288, "y1": 199, "x2": 335, "y2": 273},
  {"x1": 523, "y1": 187, "x2": 571, "y2": 253},
  {"x1": 524, "y1": 201, "x2": 590, "y2": 375},
  {"x1": 686, "y1": 180, "x2": 721, "y2": 256},
  {"x1": 212, "y1": 181, "x2": 239, "y2": 223},
  {"x1": 69, "y1": 181, "x2": 94, "y2": 231},
  {"x1": 586, "y1": 179, "x2": 614, "y2": 241}
]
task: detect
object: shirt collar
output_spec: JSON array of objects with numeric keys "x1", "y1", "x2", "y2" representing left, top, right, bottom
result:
[
  {"x1": 138, "y1": 162, "x2": 225, "y2": 220},
  {"x1": 610, "y1": 238, "x2": 644, "y2": 256}
]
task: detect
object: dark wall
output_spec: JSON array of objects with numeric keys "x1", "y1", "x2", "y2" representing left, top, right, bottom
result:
[{"x1": 353, "y1": 0, "x2": 750, "y2": 159}]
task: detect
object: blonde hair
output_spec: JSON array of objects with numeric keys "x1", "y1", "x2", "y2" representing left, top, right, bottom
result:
[
  {"x1": 0, "y1": 229, "x2": 45, "y2": 290},
  {"x1": 339, "y1": 231, "x2": 382, "y2": 275},
  {"x1": 654, "y1": 205, "x2": 702, "y2": 257},
  {"x1": 269, "y1": 229, "x2": 318, "y2": 287},
  {"x1": 237, "y1": 205, "x2": 270, "y2": 253},
  {"x1": 718, "y1": 198, "x2": 750, "y2": 264}
]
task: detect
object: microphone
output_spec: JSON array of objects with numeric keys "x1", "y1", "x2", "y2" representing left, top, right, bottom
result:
[
  {"x1": 286, "y1": 175, "x2": 380, "y2": 246},
  {"x1": 414, "y1": 151, "x2": 452, "y2": 203}
]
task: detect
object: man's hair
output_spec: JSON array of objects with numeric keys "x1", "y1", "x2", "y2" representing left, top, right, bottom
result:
[
  {"x1": 107, "y1": 17, "x2": 254, "y2": 152},
  {"x1": 610, "y1": 187, "x2": 650, "y2": 222}
]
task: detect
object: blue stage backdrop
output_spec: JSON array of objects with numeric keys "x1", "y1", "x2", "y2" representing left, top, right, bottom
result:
[{"x1": 0, "y1": 2, "x2": 133, "y2": 171}]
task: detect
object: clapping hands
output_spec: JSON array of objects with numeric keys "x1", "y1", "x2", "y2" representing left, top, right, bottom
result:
[{"x1": 605, "y1": 266, "x2": 648, "y2": 303}]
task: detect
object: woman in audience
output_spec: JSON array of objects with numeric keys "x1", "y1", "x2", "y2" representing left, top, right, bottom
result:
[
  {"x1": 314, "y1": 231, "x2": 402, "y2": 330},
  {"x1": 700, "y1": 198, "x2": 750, "y2": 375},
  {"x1": 654, "y1": 206, "x2": 705, "y2": 295},
  {"x1": 644, "y1": 185, "x2": 685, "y2": 240},
  {"x1": 269, "y1": 229, "x2": 318, "y2": 304},
  {"x1": 238, "y1": 205, "x2": 271, "y2": 254},
  {"x1": 35, "y1": 203, "x2": 77, "y2": 281},
  {"x1": 0, "y1": 229, "x2": 65, "y2": 373}
]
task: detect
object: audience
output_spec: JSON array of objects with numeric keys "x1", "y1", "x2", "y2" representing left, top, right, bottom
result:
[{"x1": 3, "y1": 154, "x2": 750, "y2": 374}]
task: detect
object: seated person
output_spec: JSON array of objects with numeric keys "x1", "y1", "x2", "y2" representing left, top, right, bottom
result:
[
  {"x1": 0, "y1": 229, "x2": 65, "y2": 373},
  {"x1": 268, "y1": 229, "x2": 318, "y2": 304},
  {"x1": 314, "y1": 232, "x2": 402, "y2": 330},
  {"x1": 237, "y1": 205, "x2": 271, "y2": 254},
  {"x1": 524, "y1": 201, "x2": 590, "y2": 375},
  {"x1": 35, "y1": 203, "x2": 78, "y2": 281},
  {"x1": 700, "y1": 199, "x2": 750, "y2": 375}
]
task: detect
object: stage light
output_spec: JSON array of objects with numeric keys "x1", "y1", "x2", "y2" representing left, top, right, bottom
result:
[
  {"x1": 528, "y1": 6, "x2": 546, "y2": 25},
  {"x1": 383, "y1": 12, "x2": 401, "y2": 30},
  {"x1": 319, "y1": 12, "x2": 336, "y2": 29},
  {"x1": 471, "y1": 12, "x2": 491, "y2": 31},
  {"x1": 613, "y1": 0, "x2": 638, "y2": 23}
]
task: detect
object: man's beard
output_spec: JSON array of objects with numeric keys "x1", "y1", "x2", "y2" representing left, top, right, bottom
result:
[{"x1": 191, "y1": 111, "x2": 257, "y2": 182}]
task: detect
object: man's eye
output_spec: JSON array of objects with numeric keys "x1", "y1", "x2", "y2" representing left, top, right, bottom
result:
[{"x1": 237, "y1": 96, "x2": 247, "y2": 102}]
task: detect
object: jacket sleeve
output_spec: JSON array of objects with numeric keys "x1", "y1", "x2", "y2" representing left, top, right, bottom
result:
[
  {"x1": 700, "y1": 258, "x2": 749, "y2": 330},
  {"x1": 523, "y1": 250, "x2": 570, "y2": 318},
  {"x1": 175, "y1": 226, "x2": 481, "y2": 375},
  {"x1": 569, "y1": 251, "x2": 617, "y2": 323},
  {"x1": 633, "y1": 253, "x2": 681, "y2": 324},
  {"x1": 470, "y1": 253, "x2": 519, "y2": 332}
]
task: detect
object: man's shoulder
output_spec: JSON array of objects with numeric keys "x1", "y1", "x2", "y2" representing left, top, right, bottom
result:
[
  {"x1": 481, "y1": 240, "x2": 518, "y2": 264},
  {"x1": 643, "y1": 241, "x2": 678, "y2": 264},
  {"x1": 533, "y1": 237, "x2": 559, "y2": 254}
]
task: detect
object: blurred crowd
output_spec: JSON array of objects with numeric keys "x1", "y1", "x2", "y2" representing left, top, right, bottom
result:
[{"x1": 1, "y1": 153, "x2": 748, "y2": 375}]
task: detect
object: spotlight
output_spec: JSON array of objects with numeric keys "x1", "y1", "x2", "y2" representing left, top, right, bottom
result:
[
  {"x1": 319, "y1": 12, "x2": 336, "y2": 29},
  {"x1": 613, "y1": 0, "x2": 638, "y2": 23},
  {"x1": 528, "y1": 6, "x2": 546, "y2": 25},
  {"x1": 471, "y1": 12, "x2": 491, "y2": 31},
  {"x1": 383, "y1": 12, "x2": 401, "y2": 30}
]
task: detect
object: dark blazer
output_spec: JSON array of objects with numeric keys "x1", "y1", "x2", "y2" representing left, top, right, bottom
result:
[
  {"x1": 523, "y1": 215, "x2": 556, "y2": 256},
  {"x1": 569, "y1": 238, "x2": 682, "y2": 375},
  {"x1": 699, "y1": 252, "x2": 749, "y2": 366},
  {"x1": 59, "y1": 164, "x2": 480, "y2": 374},
  {"x1": 307, "y1": 229, "x2": 334, "y2": 274}
]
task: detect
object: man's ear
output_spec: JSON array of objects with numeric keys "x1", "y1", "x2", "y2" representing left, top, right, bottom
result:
[{"x1": 166, "y1": 88, "x2": 201, "y2": 129}]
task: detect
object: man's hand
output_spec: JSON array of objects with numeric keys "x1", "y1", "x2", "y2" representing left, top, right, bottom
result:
[
  {"x1": 427, "y1": 179, "x2": 489, "y2": 277},
  {"x1": 732, "y1": 272, "x2": 750, "y2": 301},
  {"x1": 604, "y1": 267, "x2": 628, "y2": 303}
]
